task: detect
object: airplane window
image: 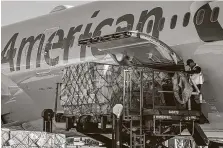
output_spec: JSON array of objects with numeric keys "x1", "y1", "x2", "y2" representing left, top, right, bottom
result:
[
  {"x1": 158, "y1": 17, "x2": 165, "y2": 31},
  {"x1": 210, "y1": 7, "x2": 219, "y2": 22},
  {"x1": 170, "y1": 15, "x2": 177, "y2": 29},
  {"x1": 147, "y1": 20, "x2": 153, "y2": 33},
  {"x1": 183, "y1": 12, "x2": 190, "y2": 27},
  {"x1": 196, "y1": 9, "x2": 205, "y2": 25}
]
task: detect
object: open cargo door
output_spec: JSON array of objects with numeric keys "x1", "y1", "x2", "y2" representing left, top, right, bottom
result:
[{"x1": 79, "y1": 31, "x2": 184, "y2": 71}]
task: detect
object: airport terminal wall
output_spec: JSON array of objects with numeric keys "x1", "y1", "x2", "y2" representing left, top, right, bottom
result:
[{"x1": 60, "y1": 62, "x2": 170, "y2": 120}]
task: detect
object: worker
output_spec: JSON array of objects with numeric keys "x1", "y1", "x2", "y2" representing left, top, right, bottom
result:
[
  {"x1": 185, "y1": 59, "x2": 204, "y2": 91},
  {"x1": 109, "y1": 52, "x2": 132, "y2": 65},
  {"x1": 109, "y1": 51, "x2": 141, "y2": 66}
]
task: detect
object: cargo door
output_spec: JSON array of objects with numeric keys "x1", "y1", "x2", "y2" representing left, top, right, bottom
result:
[{"x1": 79, "y1": 31, "x2": 184, "y2": 71}]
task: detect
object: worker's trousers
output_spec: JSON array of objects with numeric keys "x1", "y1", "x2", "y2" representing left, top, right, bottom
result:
[{"x1": 192, "y1": 84, "x2": 201, "y2": 92}]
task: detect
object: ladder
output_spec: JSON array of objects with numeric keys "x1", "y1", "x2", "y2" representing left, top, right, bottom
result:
[
  {"x1": 123, "y1": 69, "x2": 145, "y2": 148},
  {"x1": 132, "y1": 133, "x2": 146, "y2": 148},
  {"x1": 123, "y1": 70, "x2": 132, "y2": 116},
  {"x1": 123, "y1": 115, "x2": 145, "y2": 148}
]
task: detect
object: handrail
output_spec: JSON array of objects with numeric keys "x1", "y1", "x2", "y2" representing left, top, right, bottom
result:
[{"x1": 158, "y1": 90, "x2": 200, "y2": 96}]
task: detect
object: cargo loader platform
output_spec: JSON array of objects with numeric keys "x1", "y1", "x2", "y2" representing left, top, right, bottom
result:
[{"x1": 52, "y1": 30, "x2": 210, "y2": 148}]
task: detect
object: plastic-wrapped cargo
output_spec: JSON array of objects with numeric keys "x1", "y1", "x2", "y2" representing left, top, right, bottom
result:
[
  {"x1": 174, "y1": 139, "x2": 193, "y2": 148},
  {"x1": 1, "y1": 128, "x2": 10, "y2": 147},
  {"x1": 61, "y1": 63, "x2": 122, "y2": 116},
  {"x1": 172, "y1": 72, "x2": 193, "y2": 104},
  {"x1": 60, "y1": 62, "x2": 168, "y2": 118},
  {"x1": 2, "y1": 129, "x2": 66, "y2": 148}
]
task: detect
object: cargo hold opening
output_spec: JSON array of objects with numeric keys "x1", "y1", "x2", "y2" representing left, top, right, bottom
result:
[{"x1": 79, "y1": 31, "x2": 185, "y2": 72}]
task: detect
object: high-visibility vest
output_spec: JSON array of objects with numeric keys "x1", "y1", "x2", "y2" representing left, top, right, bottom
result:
[{"x1": 189, "y1": 64, "x2": 204, "y2": 85}]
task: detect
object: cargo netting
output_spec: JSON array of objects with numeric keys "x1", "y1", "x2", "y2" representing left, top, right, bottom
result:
[
  {"x1": 60, "y1": 62, "x2": 170, "y2": 118},
  {"x1": 1, "y1": 128, "x2": 66, "y2": 148}
]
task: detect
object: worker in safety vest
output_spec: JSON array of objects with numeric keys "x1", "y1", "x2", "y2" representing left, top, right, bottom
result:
[{"x1": 185, "y1": 59, "x2": 204, "y2": 91}]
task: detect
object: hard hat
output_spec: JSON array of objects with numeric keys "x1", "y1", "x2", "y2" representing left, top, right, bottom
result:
[{"x1": 186, "y1": 59, "x2": 194, "y2": 65}]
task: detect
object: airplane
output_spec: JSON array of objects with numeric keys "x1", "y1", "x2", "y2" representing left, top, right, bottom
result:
[{"x1": 1, "y1": 0, "x2": 223, "y2": 147}]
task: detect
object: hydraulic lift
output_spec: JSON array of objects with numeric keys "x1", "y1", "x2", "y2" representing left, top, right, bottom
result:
[{"x1": 77, "y1": 30, "x2": 210, "y2": 148}]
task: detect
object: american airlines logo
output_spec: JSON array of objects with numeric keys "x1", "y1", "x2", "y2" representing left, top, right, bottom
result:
[{"x1": 2, "y1": 7, "x2": 163, "y2": 72}]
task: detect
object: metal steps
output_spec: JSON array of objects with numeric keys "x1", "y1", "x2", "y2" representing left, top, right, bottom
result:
[
  {"x1": 132, "y1": 134, "x2": 146, "y2": 148},
  {"x1": 188, "y1": 123, "x2": 209, "y2": 146}
]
